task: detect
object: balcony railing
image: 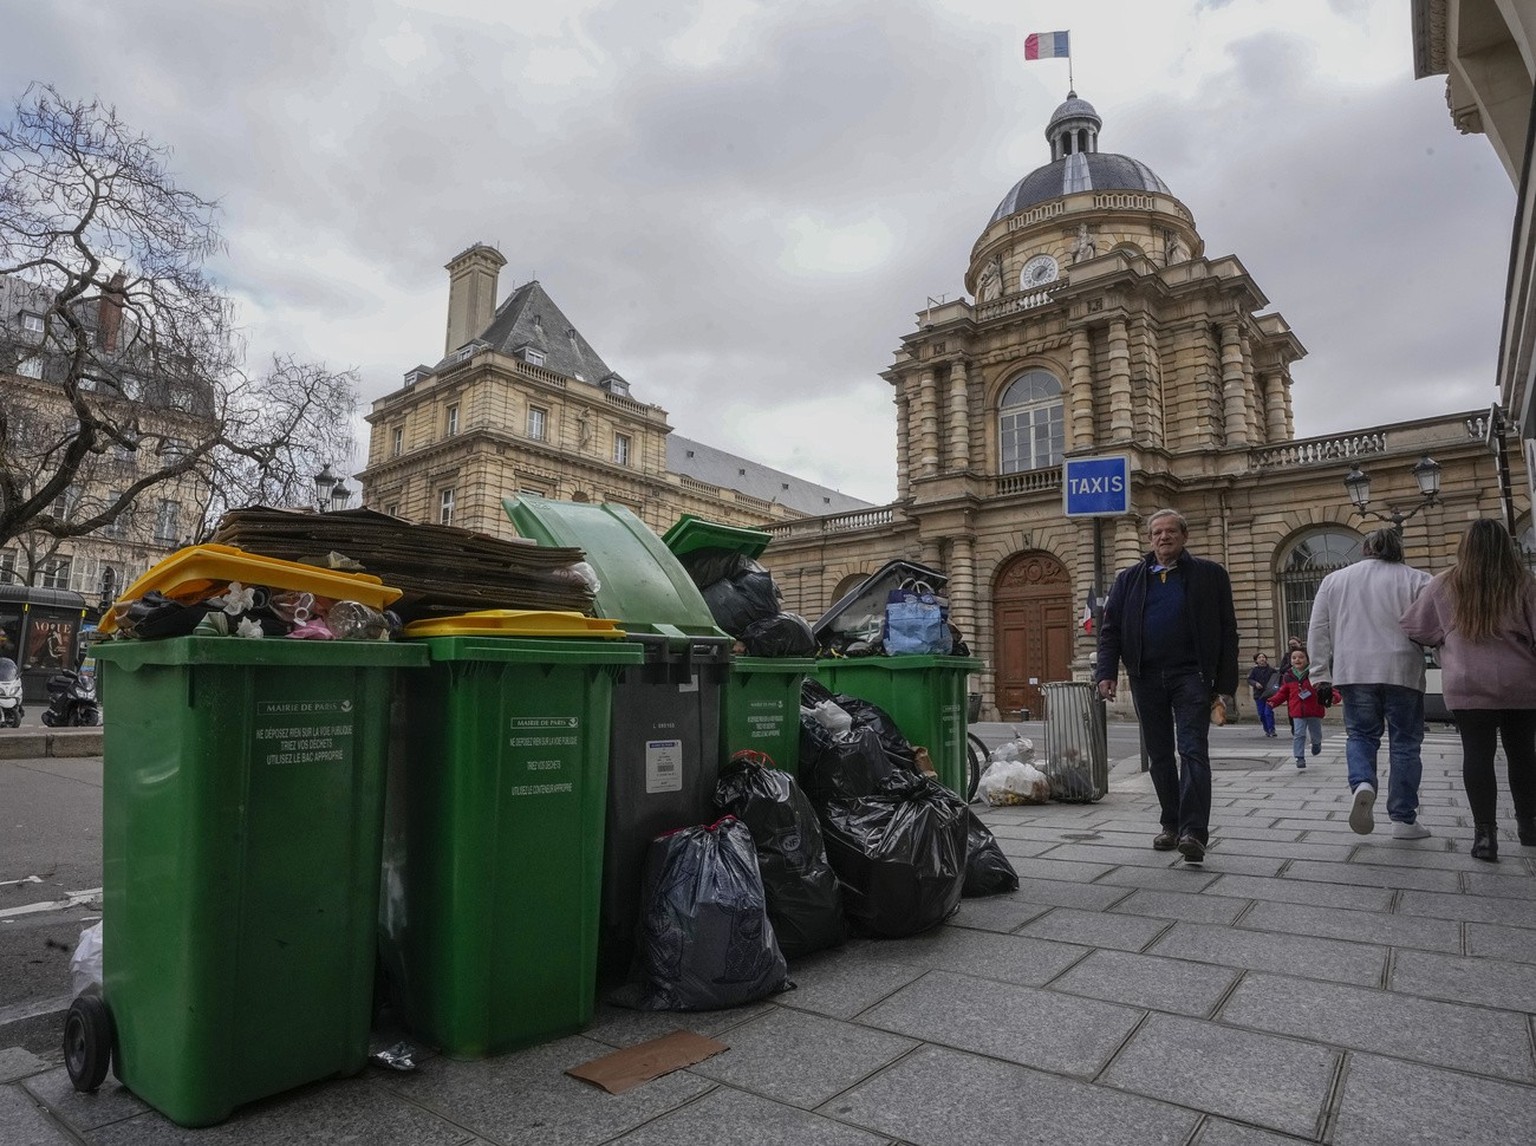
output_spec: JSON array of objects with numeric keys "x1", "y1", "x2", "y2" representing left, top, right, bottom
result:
[
  {"x1": 765, "y1": 506, "x2": 895, "y2": 539},
  {"x1": 1250, "y1": 433, "x2": 1386, "y2": 470},
  {"x1": 976, "y1": 287, "x2": 1058, "y2": 322},
  {"x1": 992, "y1": 469, "x2": 1063, "y2": 496}
]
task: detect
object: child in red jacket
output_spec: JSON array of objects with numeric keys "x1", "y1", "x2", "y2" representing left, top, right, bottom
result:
[{"x1": 1268, "y1": 649, "x2": 1339, "y2": 769}]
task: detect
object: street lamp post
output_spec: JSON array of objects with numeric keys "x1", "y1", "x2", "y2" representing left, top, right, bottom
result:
[
  {"x1": 313, "y1": 465, "x2": 353, "y2": 513},
  {"x1": 1342, "y1": 455, "x2": 1442, "y2": 530}
]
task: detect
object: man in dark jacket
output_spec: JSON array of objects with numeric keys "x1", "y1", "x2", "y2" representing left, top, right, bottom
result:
[{"x1": 1095, "y1": 509, "x2": 1239, "y2": 863}]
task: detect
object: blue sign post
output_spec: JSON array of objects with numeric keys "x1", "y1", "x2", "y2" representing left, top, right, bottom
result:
[{"x1": 1062, "y1": 454, "x2": 1130, "y2": 517}]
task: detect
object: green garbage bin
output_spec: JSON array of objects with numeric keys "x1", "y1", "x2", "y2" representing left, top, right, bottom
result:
[
  {"x1": 379, "y1": 626, "x2": 642, "y2": 1058},
  {"x1": 504, "y1": 496, "x2": 731, "y2": 973},
  {"x1": 91, "y1": 637, "x2": 424, "y2": 1128},
  {"x1": 661, "y1": 513, "x2": 813, "y2": 777},
  {"x1": 815, "y1": 655, "x2": 983, "y2": 796}
]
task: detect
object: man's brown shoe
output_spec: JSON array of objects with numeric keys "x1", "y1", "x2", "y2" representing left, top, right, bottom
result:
[
  {"x1": 1152, "y1": 829, "x2": 1177, "y2": 851},
  {"x1": 1177, "y1": 835, "x2": 1206, "y2": 863}
]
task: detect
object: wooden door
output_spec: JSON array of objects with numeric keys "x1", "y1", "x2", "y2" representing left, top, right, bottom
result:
[{"x1": 993, "y1": 552, "x2": 1072, "y2": 719}]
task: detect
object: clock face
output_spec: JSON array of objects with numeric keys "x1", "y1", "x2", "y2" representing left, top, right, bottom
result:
[{"x1": 1022, "y1": 254, "x2": 1058, "y2": 288}]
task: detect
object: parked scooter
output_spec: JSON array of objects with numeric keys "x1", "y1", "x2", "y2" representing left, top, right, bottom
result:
[
  {"x1": 40, "y1": 668, "x2": 99, "y2": 727},
  {"x1": 0, "y1": 658, "x2": 22, "y2": 727}
]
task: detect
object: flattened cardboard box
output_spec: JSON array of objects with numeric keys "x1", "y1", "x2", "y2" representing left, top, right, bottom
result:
[{"x1": 565, "y1": 1030, "x2": 729, "y2": 1095}]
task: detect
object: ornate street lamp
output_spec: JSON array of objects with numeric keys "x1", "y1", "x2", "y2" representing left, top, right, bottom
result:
[
  {"x1": 1342, "y1": 455, "x2": 1442, "y2": 529},
  {"x1": 313, "y1": 464, "x2": 338, "y2": 510}
]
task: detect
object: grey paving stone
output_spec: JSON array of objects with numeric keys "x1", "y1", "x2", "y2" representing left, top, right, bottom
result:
[
  {"x1": 1271, "y1": 818, "x2": 1365, "y2": 834},
  {"x1": 1094, "y1": 866, "x2": 1221, "y2": 892},
  {"x1": 1219, "y1": 971, "x2": 1534, "y2": 1082},
  {"x1": 1049, "y1": 948, "x2": 1240, "y2": 1018},
  {"x1": 1395, "y1": 888, "x2": 1536, "y2": 926},
  {"x1": 88, "y1": 1077, "x2": 473, "y2": 1146},
  {"x1": 0, "y1": 1048, "x2": 49, "y2": 1084},
  {"x1": 945, "y1": 894, "x2": 1053, "y2": 934},
  {"x1": 1099, "y1": 1012, "x2": 1338, "y2": 1138},
  {"x1": 1238, "y1": 900, "x2": 1463, "y2": 953},
  {"x1": 823, "y1": 1042, "x2": 1197, "y2": 1146},
  {"x1": 1283, "y1": 859, "x2": 1463, "y2": 893},
  {"x1": 779, "y1": 946, "x2": 928, "y2": 1020},
  {"x1": 1339, "y1": 843, "x2": 1470, "y2": 871},
  {"x1": 859, "y1": 969, "x2": 1142, "y2": 1077},
  {"x1": 21, "y1": 1067, "x2": 149, "y2": 1131},
  {"x1": 857, "y1": 922, "x2": 1089, "y2": 989},
  {"x1": 1202, "y1": 873, "x2": 1394, "y2": 912},
  {"x1": 1466, "y1": 921, "x2": 1536, "y2": 965},
  {"x1": 1194, "y1": 1118, "x2": 1316, "y2": 1145},
  {"x1": 1205, "y1": 837, "x2": 1354, "y2": 861},
  {"x1": 1003, "y1": 856, "x2": 1118, "y2": 882},
  {"x1": 688, "y1": 1008, "x2": 916, "y2": 1109},
  {"x1": 582, "y1": 1000, "x2": 772, "y2": 1049},
  {"x1": 1198, "y1": 824, "x2": 1306, "y2": 843},
  {"x1": 1146, "y1": 922, "x2": 1387, "y2": 986},
  {"x1": 1391, "y1": 948, "x2": 1536, "y2": 1013},
  {"x1": 1169, "y1": 852, "x2": 1289, "y2": 878},
  {"x1": 0, "y1": 1083, "x2": 76, "y2": 1145},
  {"x1": 1017, "y1": 906, "x2": 1172, "y2": 952},
  {"x1": 1008, "y1": 876, "x2": 1136, "y2": 911},
  {"x1": 989, "y1": 835, "x2": 1061, "y2": 859},
  {"x1": 1109, "y1": 888, "x2": 1251, "y2": 926},
  {"x1": 611, "y1": 1086, "x2": 888, "y2": 1145},
  {"x1": 1033, "y1": 842, "x2": 1182, "y2": 868},
  {"x1": 1332, "y1": 1052, "x2": 1536, "y2": 1145},
  {"x1": 379, "y1": 1034, "x2": 712, "y2": 1146},
  {"x1": 1461, "y1": 869, "x2": 1536, "y2": 900}
]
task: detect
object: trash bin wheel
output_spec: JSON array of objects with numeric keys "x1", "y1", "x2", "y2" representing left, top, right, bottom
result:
[
  {"x1": 63, "y1": 994, "x2": 114, "y2": 1092},
  {"x1": 966, "y1": 732, "x2": 988, "y2": 802}
]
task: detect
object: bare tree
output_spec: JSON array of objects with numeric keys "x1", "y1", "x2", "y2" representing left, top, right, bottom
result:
[{"x1": 0, "y1": 85, "x2": 357, "y2": 552}]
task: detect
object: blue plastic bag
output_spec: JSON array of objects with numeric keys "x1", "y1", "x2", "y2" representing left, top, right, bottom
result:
[{"x1": 883, "y1": 580, "x2": 952, "y2": 655}]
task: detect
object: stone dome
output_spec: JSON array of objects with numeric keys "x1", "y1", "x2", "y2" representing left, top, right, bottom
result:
[{"x1": 989, "y1": 92, "x2": 1171, "y2": 226}]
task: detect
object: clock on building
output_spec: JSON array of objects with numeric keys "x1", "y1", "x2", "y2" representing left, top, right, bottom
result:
[{"x1": 1021, "y1": 254, "x2": 1059, "y2": 288}]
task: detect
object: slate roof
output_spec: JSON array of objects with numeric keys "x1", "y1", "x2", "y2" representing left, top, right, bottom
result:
[
  {"x1": 989, "y1": 152, "x2": 1171, "y2": 224},
  {"x1": 667, "y1": 435, "x2": 873, "y2": 517},
  {"x1": 465, "y1": 280, "x2": 625, "y2": 388}
]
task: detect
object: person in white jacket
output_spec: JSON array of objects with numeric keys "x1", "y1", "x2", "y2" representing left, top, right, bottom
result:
[{"x1": 1307, "y1": 528, "x2": 1432, "y2": 838}]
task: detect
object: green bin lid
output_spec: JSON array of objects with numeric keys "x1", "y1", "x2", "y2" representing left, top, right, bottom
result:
[
  {"x1": 661, "y1": 514, "x2": 771, "y2": 560},
  {"x1": 503, "y1": 495, "x2": 728, "y2": 640}
]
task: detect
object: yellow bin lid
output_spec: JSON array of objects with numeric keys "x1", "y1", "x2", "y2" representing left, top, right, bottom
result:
[
  {"x1": 402, "y1": 610, "x2": 626, "y2": 639},
  {"x1": 100, "y1": 543, "x2": 401, "y2": 634}
]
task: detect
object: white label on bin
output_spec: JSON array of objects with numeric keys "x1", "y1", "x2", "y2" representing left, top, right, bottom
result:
[
  {"x1": 677, "y1": 674, "x2": 699, "y2": 694},
  {"x1": 508, "y1": 715, "x2": 580, "y2": 748},
  {"x1": 254, "y1": 700, "x2": 355, "y2": 766},
  {"x1": 646, "y1": 739, "x2": 684, "y2": 793}
]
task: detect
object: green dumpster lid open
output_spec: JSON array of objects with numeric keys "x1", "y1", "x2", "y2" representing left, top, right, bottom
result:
[
  {"x1": 503, "y1": 495, "x2": 728, "y2": 641},
  {"x1": 661, "y1": 514, "x2": 770, "y2": 561}
]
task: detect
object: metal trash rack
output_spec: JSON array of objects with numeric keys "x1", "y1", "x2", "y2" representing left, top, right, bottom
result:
[{"x1": 1039, "y1": 681, "x2": 1109, "y2": 802}]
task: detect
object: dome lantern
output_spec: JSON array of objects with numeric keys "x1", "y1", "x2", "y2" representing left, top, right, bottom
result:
[{"x1": 1047, "y1": 91, "x2": 1102, "y2": 160}]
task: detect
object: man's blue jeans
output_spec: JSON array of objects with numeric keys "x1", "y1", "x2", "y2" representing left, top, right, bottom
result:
[
  {"x1": 1339, "y1": 684, "x2": 1425, "y2": 824},
  {"x1": 1129, "y1": 668, "x2": 1212, "y2": 843}
]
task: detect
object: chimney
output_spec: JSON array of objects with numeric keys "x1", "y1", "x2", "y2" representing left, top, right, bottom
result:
[
  {"x1": 97, "y1": 271, "x2": 126, "y2": 353},
  {"x1": 444, "y1": 244, "x2": 506, "y2": 356}
]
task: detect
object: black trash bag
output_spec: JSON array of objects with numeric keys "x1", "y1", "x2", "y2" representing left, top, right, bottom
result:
[
  {"x1": 798, "y1": 718, "x2": 899, "y2": 805},
  {"x1": 832, "y1": 693, "x2": 918, "y2": 773},
  {"x1": 624, "y1": 817, "x2": 790, "y2": 1011},
  {"x1": 702, "y1": 569, "x2": 782, "y2": 637},
  {"x1": 678, "y1": 548, "x2": 756, "y2": 590},
  {"x1": 817, "y1": 772, "x2": 968, "y2": 939},
  {"x1": 738, "y1": 612, "x2": 816, "y2": 657},
  {"x1": 714, "y1": 751, "x2": 846, "y2": 959},
  {"x1": 116, "y1": 591, "x2": 214, "y2": 639},
  {"x1": 961, "y1": 810, "x2": 1019, "y2": 897}
]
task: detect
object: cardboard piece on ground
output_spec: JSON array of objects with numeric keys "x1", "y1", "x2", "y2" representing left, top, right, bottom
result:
[{"x1": 565, "y1": 1030, "x2": 729, "y2": 1095}]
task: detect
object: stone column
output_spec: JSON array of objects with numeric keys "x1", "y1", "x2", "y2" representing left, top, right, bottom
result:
[
  {"x1": 895, "y1": 389, "x2": 912, "y2": 501},
  {"x1": 1115, "y1": 514, "x2": 1142, "y2": 570},
  {"x1": 1262, "y1": 371, "x2": 1287, "y2": 442},
  {"x1": 918, "y1": 369, "x2": 940, "y2": 478},
  {"x1": 947, "y1": 361, "x2": 970, "y2": 471},
  {"x1": 920, "y1": 537, "x2": 943, "y2": 569},
  {"x1": 1219, "y1": 322, "x2": 1250, "y2": 447},
  {"x1": 1107, "y1": 319, "x2": 1133, "y2": 442},
  {"x1": 948, "y1": 533, "x2": 976, "y2": 641},
  {"x1": 1240, "y1": 331, "x2": 1262, "y2": 444},
  {"x1": 1069, "y1": 327, "x2": 1094, "y2": 450},
  {"x1": 1281, "y1": 376, "x2": 1295, "y2": 437}
]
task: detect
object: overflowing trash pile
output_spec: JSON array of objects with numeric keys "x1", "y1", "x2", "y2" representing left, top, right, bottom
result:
[
  {"x1": 674, "y1": 544, "x2": 815, "y2": 657},
  {"x1": 811, "y1": 560, "x2": 969, "y2": 659}
]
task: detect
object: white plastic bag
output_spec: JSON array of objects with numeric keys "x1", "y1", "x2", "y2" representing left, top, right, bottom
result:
[
  {"x1": 987, "y1": 732, "x2": 1037, "y2": 767},
  {"x1": 977, "y1": 758, "x2": 1051, "y2": 806},
  {"x1": 70, "y1": 921, "x2": 103, "y2": 996},
  {"x1": 802, "y1": 699, "x2": 853, "y2": 734}
]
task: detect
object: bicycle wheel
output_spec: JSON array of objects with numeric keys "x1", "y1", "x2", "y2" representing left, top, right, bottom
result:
[{"x1": 966, "y1": 732, "x2": 989, "y2": 802}]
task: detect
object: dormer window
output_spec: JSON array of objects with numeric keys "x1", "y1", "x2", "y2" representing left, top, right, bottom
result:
[
  {"x1": 519, "y1": 346, "x2": 545, "y2": 367},
  {"x1": 21, "y1": 312, "x2": 44, "y2": 334}
]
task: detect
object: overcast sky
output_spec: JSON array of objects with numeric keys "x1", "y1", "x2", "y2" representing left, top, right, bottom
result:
[{"x1": 1, "y1": 0, "x2": 1515, "y2": 504}]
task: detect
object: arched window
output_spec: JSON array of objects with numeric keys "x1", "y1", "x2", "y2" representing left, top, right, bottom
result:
[
  {"x1": 998, "y1": 370, "x2": 1064, "y2": 474},
  {"x1": 1277, "y1": 528, "x2": 1363, "y2": 647}
]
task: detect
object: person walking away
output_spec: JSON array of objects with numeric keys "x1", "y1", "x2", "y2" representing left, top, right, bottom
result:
[
  {"x1": 1247, "y1": 653, "x2": 1278, "y2": 737},
  {"x1": 1307, "y1": 528, "x2": 1432, "y2": 838},
  {"x1": 1096, "y1": 509, "x2": 1239, "y2": 864},
  {"x1": 1400, "y1": 519, "x2": 1536, "y2": 861},
  {"x1": 1268, "y1": 649, "x2": 1337, "y2": 768}
]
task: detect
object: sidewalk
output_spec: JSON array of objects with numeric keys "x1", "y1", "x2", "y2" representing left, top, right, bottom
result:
[{"x1": 5, "y1": 727, "x2": 1535, "y2": 1143}]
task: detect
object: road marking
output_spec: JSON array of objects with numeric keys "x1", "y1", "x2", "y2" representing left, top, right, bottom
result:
[{"x1": 0, "y1": 888, "x2": 102, "y2": 920}]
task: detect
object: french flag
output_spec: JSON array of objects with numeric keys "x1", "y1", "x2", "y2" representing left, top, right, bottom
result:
[{"x1": 1024, "y1": 31, "x2": 1070, "y2": 60}]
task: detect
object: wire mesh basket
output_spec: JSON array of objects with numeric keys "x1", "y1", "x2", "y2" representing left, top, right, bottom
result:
[{"x1": 1040, "y1": 681, "x2": 1109, "y2": 803}]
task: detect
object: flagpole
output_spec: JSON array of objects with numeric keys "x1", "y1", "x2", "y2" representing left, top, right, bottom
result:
[{"x1": 1068, "y1": 53, "x2": 1074, "y2": 91}]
